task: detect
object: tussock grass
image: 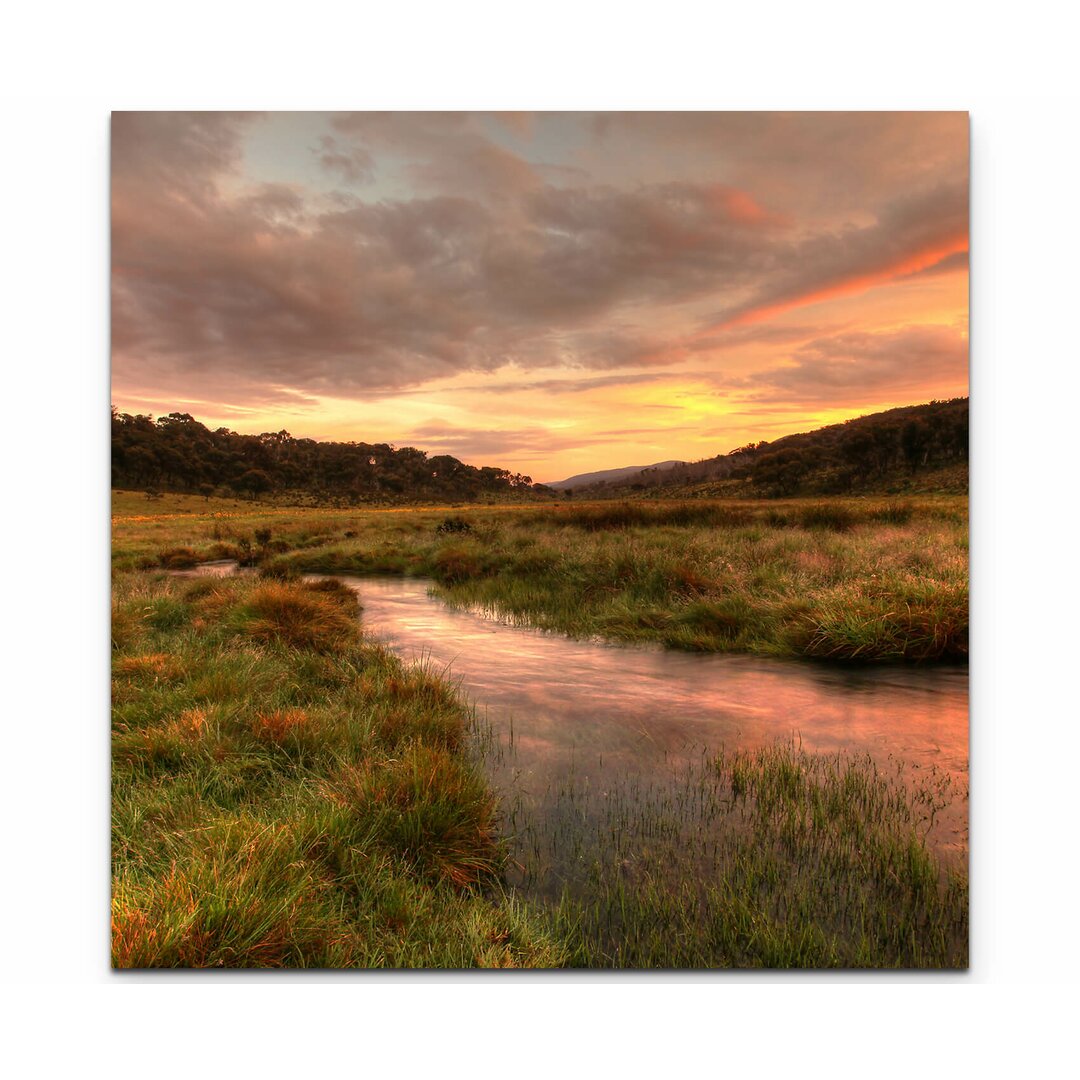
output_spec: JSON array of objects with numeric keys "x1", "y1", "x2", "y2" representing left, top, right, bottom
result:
[
  {"x1": 325, "y1": 745, "x2": 498, "y2": 888},
  {"x1": 793, "y1": 503, "x2": 858, "y2": 532},
  {"x1": 229, "y1": 582, "x2": 358, "y2": 651},
  {"x1": 158, "y1": 547, "x2": 200, "y2": 569},
  {"x1": 112, "y1": 493, "x2": 967, "y2": 967},
  {"x1": 790, "y1": 581, "x2": 969, "y2": 661},
  {"x1": 113, "y1": 493, "x2": 967, "y2": 662},
  {"x1": 112, "y1": 573, "x2": 565, "y2": 968},
  {"x1": 537, "y1": 502, "x2": 755, "y2": 531}
]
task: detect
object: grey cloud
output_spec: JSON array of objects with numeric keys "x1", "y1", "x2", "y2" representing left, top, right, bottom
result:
[
  {"x1": 313, "y1": 135, "x2": 375, "y2": 185},
  {"x1": 743, "y1": 324, "x2": 968, "y2": 403},
  {"x1": 112, "y1": 113, "x2": 968, "y2": 409},
  {"x1": 330, "y1": 111, "x2": 543, "y2": 199},
  {"x1": 111, "y1": 111, "x2": 259, "y2": 198},
  {"x1": 588, "y1": 112, "x2": 968, "y2": 217}
]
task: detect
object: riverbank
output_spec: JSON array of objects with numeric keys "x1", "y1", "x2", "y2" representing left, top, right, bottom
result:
[
  {"x1": 112, "y1": 493, "x2": 968, "y2": 967},
  {"x1": 113, "y1": 491, "x2": 968, "y2": 663},
  {"x1": 112, "y1": 567, "x2": 967, "y2": 967},
  {"x1": 112, "y1": 570, "x2": 567, "y2": 967}
]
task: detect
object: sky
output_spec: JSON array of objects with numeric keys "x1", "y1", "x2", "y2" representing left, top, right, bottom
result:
[{"x1": 111, "y1": 111, "x2": 968, "y2": 482}]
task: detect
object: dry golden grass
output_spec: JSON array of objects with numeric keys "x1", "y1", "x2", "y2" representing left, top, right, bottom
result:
[
  {"x1": 250, "y1": 708, "x2": 310, "y2": 742},
  {"x1": 234, "y1": 582, "x2": 358, "y2": 651},
  {"x1": 116, "y1": 652, "x2": 186, "y2": 680}
]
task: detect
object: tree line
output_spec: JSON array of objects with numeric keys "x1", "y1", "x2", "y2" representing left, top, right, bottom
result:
[
  {"x1": 112, "y1": 409, "x2": 551, "y2": 503},
  {"x1": 570, "y1": 398, "x2": 969, "y2": 498}
]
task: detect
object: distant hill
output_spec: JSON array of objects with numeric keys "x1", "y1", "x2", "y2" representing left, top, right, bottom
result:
[
  {"x1": 562, "y1": 399, "x2": 968, "y2": 499},
  {"x1": 546, "y1": 460, "x2": 686, "y2": 490}
]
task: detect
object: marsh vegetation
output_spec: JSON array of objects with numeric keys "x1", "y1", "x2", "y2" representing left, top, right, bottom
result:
[
  {"x1": 520, "y1": 745, "x2": 967, "y2": 968},
  {"x1": 111, "y1": 491, "x2": 968, "y2": 968},
  {"x1": 116, "y1": 492, "x2": 967, "y2": 662}
]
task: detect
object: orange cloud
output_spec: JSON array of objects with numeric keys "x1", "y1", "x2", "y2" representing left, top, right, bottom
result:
[
  {"x1": 717, "y1": 237, "x2": 969, "y2": 330},
  {"x1": 112, "y1": 112, "x2": 968, "y2": 478}
]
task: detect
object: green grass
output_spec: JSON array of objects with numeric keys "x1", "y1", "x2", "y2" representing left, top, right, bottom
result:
[
  {"x1": 112, "y1": 491, "x2": 968, "y2": 967},
  {"x1": 113, "y1": 491, "x2": 967, "y2": 663},
  {"x1": 506, "y1": 742, "x2": 967, "y2": 968},
  {"x1": 111, "y1": 571, "x2": 567, "y2": 968}
]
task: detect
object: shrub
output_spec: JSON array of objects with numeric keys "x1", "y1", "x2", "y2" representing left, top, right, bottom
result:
[
  {"x1": 432, "y1": 546, "x2": 484, "y2": 584},
  {"x1": 158, "y1": 547, "x2": 199, "y2": 569},
  {"x1": 435, "y1": 516, "x2": 473, "y2": 536}
]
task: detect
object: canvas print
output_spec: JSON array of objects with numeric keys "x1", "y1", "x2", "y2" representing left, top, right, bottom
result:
[{"x1": 111, "y1": 112, "x2": 968, "y2": 969}]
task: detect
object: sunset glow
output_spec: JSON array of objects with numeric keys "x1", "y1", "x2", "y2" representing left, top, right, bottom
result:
[{"x1": 111, "y1": 112, "x2": 969, "y2": 481}]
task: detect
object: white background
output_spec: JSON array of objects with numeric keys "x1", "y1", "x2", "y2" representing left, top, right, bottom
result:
[{"x1": 2, "y1": 1, "x2": 1078, "y2": 1074}]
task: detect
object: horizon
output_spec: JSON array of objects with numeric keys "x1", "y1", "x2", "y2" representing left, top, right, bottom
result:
[
  {"x1": 111, "y1": 112, "x2": 969, "y2": 480},
  {"x1": 111, "y1": 394, "x2": 965, "y2": 486}
]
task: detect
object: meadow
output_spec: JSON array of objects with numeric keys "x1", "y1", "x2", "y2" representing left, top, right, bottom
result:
[
  {"x1": 114, "y1": 491, "x2": 968, "y2": 662},
  {"x1": 111, "y1": 491, "x2": 969, "y2": 967},
  {"x1": 112, "y1": 568, "x2": 567, "y2": 967}
]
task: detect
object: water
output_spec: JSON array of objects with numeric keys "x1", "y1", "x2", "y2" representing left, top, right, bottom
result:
[
  {"x1": 177, "y1": 564, "x2": 969, "y2": 874},
  {"x1": 338, "y1": 577, "x2": 969, "y2": 865}
]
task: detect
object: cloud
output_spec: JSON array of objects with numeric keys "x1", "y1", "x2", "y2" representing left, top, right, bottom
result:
[
  {"x1": 114, "y1": 140, "x2": 790, "y2": 398},
  {"x1": 405, "y1": 421, "x2": 686, "y2": 461},
  {"x1": 329, "y1": 111, "x2": 544, "y2": 199},
  {"x1": 405, "y1": 423, "x2": 607, "y2": 459},
  {"x1": 586, "y1": 112, "x2": 968, "y2": 216},
  {"x1": 700, "y1": 181, "x2": 969, "y2": 329},
  {"x1": 313, "y1": 135, "x2": 375, "y2": 185},
  {"x1": 111, "y1": 111, "x2": 258, "y2": 198},
  {"x1": 742, "y1": 324, "x2": 969, "y2": 403},
  {"x1": 450, "y1": 371, "x2": 675, "y2": 395},
  {"x1": 901, "y1": 249, "x2": 970, "y2": 279},
  {"x1": 112, "y1": 112, "x2": 968, "y2": 412}
]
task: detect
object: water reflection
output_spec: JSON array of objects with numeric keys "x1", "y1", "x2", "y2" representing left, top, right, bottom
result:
[
  {"x1": 341, "y1": 577, "x2": 969, "y2": 860},
  {"x1": 175, "y1": 564, "x2": 968, "y2": 863}
]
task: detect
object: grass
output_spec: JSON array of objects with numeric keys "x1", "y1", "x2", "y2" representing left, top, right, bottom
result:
[
  {"x1": 113, "y1": 491, "x2": 967, "y2": 663},
  {"x1": 112, "y1": 490, "x2": 968, "y2": 967},
  {"x1": 112, "y1": 571, "x2": 567, "y2": 968},
  {"x1": 502, "y1": 741, "x2": 967, "y2": 968}
]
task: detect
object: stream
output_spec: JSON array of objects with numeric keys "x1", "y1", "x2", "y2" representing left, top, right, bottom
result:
[
  {"x1": 182, "y1": 564, "x2": 970, "y2": 883},
  {"x1": 342, "y1": 577, "x2": 969, "y2": 868}
]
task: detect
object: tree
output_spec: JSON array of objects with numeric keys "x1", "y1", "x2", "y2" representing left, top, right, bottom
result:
[
  {"x1": 236, "y1": 469, "x2": 272, "y2": 498},
  {"x1": 901, "y1": 419, "x2": 931, "y2": 471},
  {"x1": 753, "y1": 449, "x2": 809, "y2": 496}
]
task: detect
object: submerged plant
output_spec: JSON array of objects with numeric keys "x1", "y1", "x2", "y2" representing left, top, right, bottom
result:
[{"x1": 497, "y1": 740, "x2": 968, "y2": 969}]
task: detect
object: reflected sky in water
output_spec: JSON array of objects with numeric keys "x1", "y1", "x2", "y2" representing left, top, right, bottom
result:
[
  {"x1": 178, "y1": 564, "x2": 968, "y2": 861},
  {"x1": 343, "y1": 577, "x2": 969, "y2": 858}
]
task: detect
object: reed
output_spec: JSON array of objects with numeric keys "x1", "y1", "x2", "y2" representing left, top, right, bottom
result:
[{"x1": 494, "y1": 740, "x2": 968, "y2": 968}]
